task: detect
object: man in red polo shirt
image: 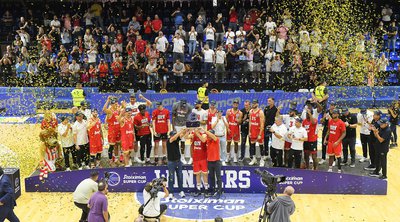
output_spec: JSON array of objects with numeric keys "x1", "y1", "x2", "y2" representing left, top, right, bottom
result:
[
  {"x1": 152, "y1": 101, "x2": 170, "y2": 165},
  {"x1": 134, "y1": 104, "x2": 153, "y2": 164},
  {"x1": 324, "y1": 109, "x2": 346, "y2": 173},
  {"x1": 152, "y1": 14, "x2": 163, "y2": 35},
  {"x1": 205, "y1": 129, "x2": 222, "y2": 198},
  {"x1": 302, "y1": 109, "x2": 318, "y2": 170},
  {"x1": 187, "y1": 127, "x2": 208, "y2": 197},
  {"x1": 135, "y1": 35, "x2": 147, "y2": 55}
]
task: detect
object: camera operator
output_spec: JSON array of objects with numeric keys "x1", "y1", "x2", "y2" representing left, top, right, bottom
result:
[
  {"x1": 73, "y1": 171, "x2": 99, "y2": 222},
  {"x1": 142, "y1": 180, "x2": 169, "y2": 219},
  {"x1": 88, "y1": 179, "x2": 109, "y2": 222},
  {"x1": 267, "y1": 186, "x2": 296, "y2": 222}
]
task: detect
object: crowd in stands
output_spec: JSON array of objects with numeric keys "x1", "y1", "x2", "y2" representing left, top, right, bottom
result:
[{"x1": 0, "y1": 0, "x2": 399, "y2": 92}]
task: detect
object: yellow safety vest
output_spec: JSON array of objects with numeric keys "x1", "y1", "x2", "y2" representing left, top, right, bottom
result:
[
  {"x1": 71, "y1": 89, "x2": 85, "y2": 107},
  {"x1": 197, "y1": 87, "x2": 209, "y2": 104},
  {"x1": 315, "y1": 85, "x2": 326, "y2": 100}
]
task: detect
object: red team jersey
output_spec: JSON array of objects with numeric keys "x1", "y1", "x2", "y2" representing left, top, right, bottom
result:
[
  {"x1": 88, "y1": 119, "x2": 103, "y2": 154},
  {"x1": 327, "y1": 119, "x2": 346, "y2": 156},
  {"x1": 191, "y1": 132, "x2": 207, "y2": 161},
  {"x1": 120, "y1": 117, "x2": 135, "y2": 151},
  {"x1": 207, "y1": 109, "x2": 218, "y2": 130},
  {"x1": 250, "y1": 109, "x2": 264, "y2": 143},
  {"x1": 134, "y1": 112, "x2": 151, "y2": 136},
  {"x1": 152, "y1": 108, "x2": 170, "y2": 134},
  {"x1": 107, "y1": 110, "x2": 121, "y2": 143},
  {"x1": 302, "y1": 118, "x2": 318, "y2": 142},
  {"x1": 227, "y1": 109, "x2": 241, "y2": 142}
]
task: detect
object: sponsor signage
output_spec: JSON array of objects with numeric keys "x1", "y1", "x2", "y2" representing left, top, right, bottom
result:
[{"x1": 25, "y1": 166, "x2": 387, "y2": 195}]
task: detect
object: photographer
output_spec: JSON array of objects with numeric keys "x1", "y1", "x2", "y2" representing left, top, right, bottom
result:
[
  {"x1": 73, "y1": 171, "x2": 99, "y2": 222},
  {"x1": 142, "y1": 179, "x2": 169, "y2": 219},
  {"x1": 267, "y1": 186, "x2": 296, "y2": 222}
]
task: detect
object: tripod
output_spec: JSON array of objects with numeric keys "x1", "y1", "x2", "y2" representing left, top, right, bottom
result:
[{"x1": 258, "y1": 188, "x2": 277, "y2": 222}]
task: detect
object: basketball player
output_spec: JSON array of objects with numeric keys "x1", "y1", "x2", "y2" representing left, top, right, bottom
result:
[
  {"x1": 152, "y1": 101, "x2": 170, "y2": 165},
  {"x1": 226, "y1": 99, "x2": 243, "y2": 163},
  {"x1": 320, "y1": 102, "x2": 337, "y2": 164},
  {"x1": 102, "y1": 96, "x2": 122, "y2": 166},
  {"x1": 134, "y1": 105, "x2": 153, "y2": 164},
  {"x1": 302, "y1": 108, "x2": 318, "y2": 170},
  {"x1": 186, "y1": 127, "x2": 209, "y2": 196},
  {"x1": 87, "y1": 109, "x2": 103, "y2": 168},
  {"x1": 119, "y1": 107, "x2": 135, "y2": 167},
  {"x1": 172, "y1": 99, "x2": 193, "y2": 164},
  {"x1": 280, "y1": 108, "x2": 297, "y2": 167},
  {"x1": 324, "y1": 109, "x2": 346, "y2": 173},
  {"x1": 206, "y1": 100, "x2": 218, "y2": 130},
  {"x1": 249, "y1": 99, "x2": 265, "y2": 166},
  {"x1": 125, "y1": 93, "x2": 152, "y2": 162}
]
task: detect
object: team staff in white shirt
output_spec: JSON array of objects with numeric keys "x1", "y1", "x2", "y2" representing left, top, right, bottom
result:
[
  {"x1": 287, "y1": 118, "x2": 308, "y2": 169},
  {"x1": 73, "y1": 112, "x2": 89, "y2": 170},
  {"x1": 58, "y1": 117, "x2": 75, "y2": 171},
  {"x1": 357, "y1": 106, "x2": 373, "y2": 163},
  {"x1": 269, "y1": 117, "x2": 288, "y2": 167},
  {"x1": 211, "y1": 110, "x2": 229, "y2": 166}
]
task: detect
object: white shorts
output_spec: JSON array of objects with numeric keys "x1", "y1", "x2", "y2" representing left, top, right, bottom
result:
[{"x1": 174, "y1": 126, "x2": 186, "y2": 142}]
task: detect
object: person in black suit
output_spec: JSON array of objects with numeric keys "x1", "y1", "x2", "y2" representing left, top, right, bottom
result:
[{"x1": 0, "y1": 167, "x2": 20, "y2": 222}]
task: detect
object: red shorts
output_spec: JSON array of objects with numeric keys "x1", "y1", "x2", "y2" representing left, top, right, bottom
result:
[
  {"x1": 108, "y1": 128, "x2": 121, "y2": 144},
  {"x1": 121, "y1": 143, "x2": 134, "y2": 152},
  {"x1": 327, "y1": 141, "x2": 342, "y2": 157},
  {"x1": 250, "y1": 132, "x2": 264, "y2": 144},
  {"x1": 284, "y1": 141, "x2": 292, "y2": 151},
  {"x1": 89, "y1": 144, "x2": 103, "y2": 155},
  {"x1": 193, "y1": 159, "x2": 208, "y2": 174},
  {"x1": 227, "y1": 128, "x2": 240, "y2": 142}
]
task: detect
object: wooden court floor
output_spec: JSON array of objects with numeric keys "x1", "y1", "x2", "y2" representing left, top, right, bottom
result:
[{"x1": 0, "y1": 124, "x2": 399, "y2": 222}]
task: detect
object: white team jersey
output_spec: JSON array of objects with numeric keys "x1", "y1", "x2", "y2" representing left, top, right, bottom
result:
[
  {"x1": 282, "y1": 115, "x2": 296, "y2": 142},
  {"x1": 126, "y1": 102, "x2": 146, "y2": 116},
  {"x1": 192, "y1": 108, "x2": 208, "y2": 130}
]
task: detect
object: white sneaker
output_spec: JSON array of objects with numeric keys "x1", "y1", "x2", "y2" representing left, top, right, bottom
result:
[
  {"x1": 318, "y1": 159, "x2": 326, "y2": 165},
  {"x1": 249, "y1": 157, "x2": 257, "y2": 166},
  {"x1": 359, "y1": 157, "x2": 369, "y2": 163},
  {"x1": 134, "y1": 157, "x2": 143, "y2": 164},
  {"x1": 222, "y1": 161, "x2": 226, "y2": 166},
  {"x1": 78, "y1": 167, "x2": 83, "y2": 170},
  {"x1": 125, "y1": 164, "x2": 132, "y2": 167},
  {"x1": 65, "y1": 168, "x2": 71, "y2": 171},
  {"x1": 327, "y1": 168, "x2": 333, "y2": 172},
  {"x1": 233, "y1": 155, "x2": 238, "y2": 163},
  {"x1": 310, "y1": 159, "x2": 314, "y2": 164},
  {"x1": 259, "y1": 158, "x2": 265, "y2": 167},
  {"x1": 168, "y1": 194, "x2": 174, "y2": 199},
  {"x1": 179, "y1": 191, "x2": 186, "y2": 198},
  {"x1": 181, "y1": 156, "x2": 187, "y2": 165},
  {"x1": 338, "y1": 169, "x2": 342, "y2": 173},
  {"x1": 332, "y1": 161, "x2": 336, "y2": 167},
  {"x1": 187, "y1": 158, "x2": 193, "y2": 165}
]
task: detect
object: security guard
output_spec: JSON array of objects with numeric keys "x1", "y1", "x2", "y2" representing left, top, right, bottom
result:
[
  {"x1": 313, "y1": 80, "x2": 328, "y2": 111},
  {"x1": 197, "y1": 82, "x2": 209, "y2": 110},
  {"x1": 71, "y1": 83, "x2": 86, "y2": 108}
]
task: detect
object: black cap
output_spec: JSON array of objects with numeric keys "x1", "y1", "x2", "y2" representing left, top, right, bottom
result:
[
  {"x1": 125, "y1": 107, "x2": 132, "y2": 112},
  {"x1": 295, "y1": 117, "x2": 303, "y2": 123},
  {"x1": 332, "y1": 109, "x2": 340, "y2": 114},
  {"x1": 289, "y1": 108, "x2": 297, "y2": 113},
  {"x1": 130, "y1": 93, "x2": 136, "y2": 98},
  {"x1": 378, "y1": 118, "x2": 389, "y2": 125},
  {"x1": 156, "y1": 101, "x2": 162, "y2": 106},
  {"x1": 169, "y1": 131, "x2": 177, "y2": 137},
  {"x1": 341, "y1": 107, "x2": 349, "y2": 113},
  {"x1": 360, "y1": 106, "x2": 367, "y2": 114},
  {"x1": 233, "y1": 99, "x2": 239, "y2": 104},
  {"x1": 252, "y1": 99, "x2": 259, "y2": 103},
  {"x1": 75, "y1": 111, "x2": 83, "y2": 117},
  {"x1": 80, "y1": 100, "x2": 88, "y2": 106},
  {"x1": 138, "y1": 104, "x2": 146, "y2": 111},
  {"x1": 60, "y1": 116, "x2": 68, "y2": 122},
  {"x1": 110, "y1": 98, "x2": 118, "y2": 104},
  {"x1": 374, "y1": 110, "x2": 382, "y2": 115},
  {"x1": 210, "y1": 100, "x2": 216, "y2": 105},
  {"x1": 195, "y1": 100, "x2": 202, "y2": 105},
  {"x1": 181, "y1": 99, "x2": 187, "y2": 104}
]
